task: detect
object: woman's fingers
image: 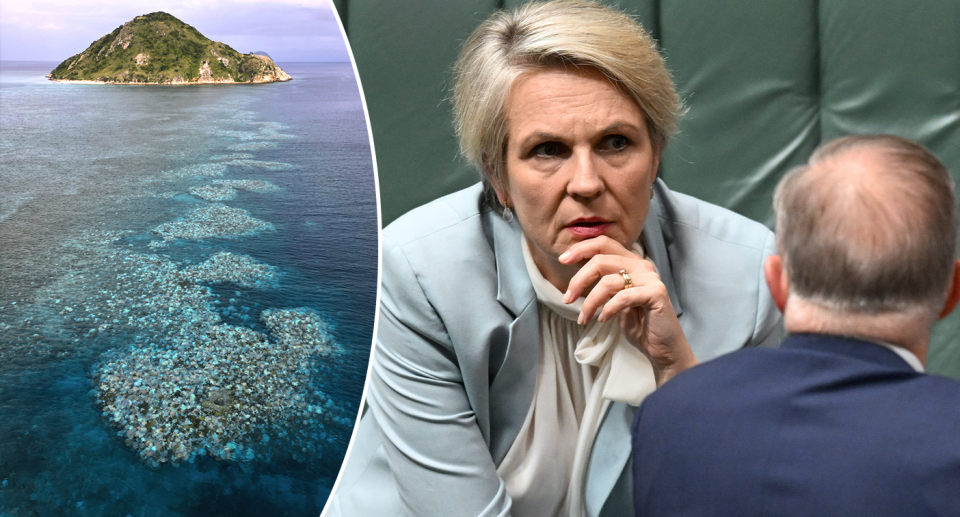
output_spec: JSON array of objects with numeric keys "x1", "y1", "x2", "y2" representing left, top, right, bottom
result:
[
  {"x1": 564, "y1": 253, "x2": 655, "y2": 304},
  {"x1": 596, "y1": 279, "x2": 669, "y2": 323},
  {"x1": 561, "y1": 242, "x2": 697, "y2": 385},
  {"x1": 558, "y1": 235, "x2": 636, "y2": 266},
  {"x1": 613, "y1": 283, "x2": 698, "y2": 386},
  {"x1": 577, "y1": 269, "x2": 659, "y2": 324}
]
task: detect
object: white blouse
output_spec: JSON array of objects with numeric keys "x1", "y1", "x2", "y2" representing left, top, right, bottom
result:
[{"x1": 496, "y1": 238, "x2": 658, "y2": 516}]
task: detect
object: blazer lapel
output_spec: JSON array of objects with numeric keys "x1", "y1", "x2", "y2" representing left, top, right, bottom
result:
[
  {"x1": 585, "y1": 401, "x2": 637, "y2": 517},
  {"x1": 586, "y1": 183, "x2": 683, "y2": 514},
  {"x1": 642, "y1": 179, "x2": 683, "y2": 317},
  {"x1": 487, "y1": 211, "x2": 541, "y2": 464},
  {"x1": 492, "y1": 211, "x2": 535, "y2": 317}
]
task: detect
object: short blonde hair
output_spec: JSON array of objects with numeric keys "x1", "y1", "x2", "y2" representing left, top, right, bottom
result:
[{"x1": 453, "y1": 0, "x2": 681, "y2": 205}]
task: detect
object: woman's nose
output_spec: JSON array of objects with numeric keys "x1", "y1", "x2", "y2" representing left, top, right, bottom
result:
[{"x1": 566, "y1": 150, "x2": 604, "y2": 199}]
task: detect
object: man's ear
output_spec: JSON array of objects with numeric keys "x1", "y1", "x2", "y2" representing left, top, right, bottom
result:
[
  {"x1": 939, "y1": 259, "x2": 960, "y2": 319},
  {"x1": 764, "y1": 255, "x2": 789, "y2": 314}
]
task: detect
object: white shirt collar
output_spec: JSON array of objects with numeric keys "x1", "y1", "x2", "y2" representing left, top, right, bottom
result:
[{"x1": 876, "y1": 342, "x2": 924, "y2": 373}]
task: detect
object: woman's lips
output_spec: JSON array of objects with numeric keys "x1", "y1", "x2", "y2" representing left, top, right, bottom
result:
[{"x1": 565, "y1": 220, "x2": 611, "y2": 238}]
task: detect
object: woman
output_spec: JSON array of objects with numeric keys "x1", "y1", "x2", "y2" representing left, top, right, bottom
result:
[{"x1": 327, "y1": 1, "x2": 780, "y2": 516}]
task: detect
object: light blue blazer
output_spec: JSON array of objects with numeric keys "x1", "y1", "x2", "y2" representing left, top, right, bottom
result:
[{"x1": 326, "y1": 180, "x2": 782, "y2": 516}]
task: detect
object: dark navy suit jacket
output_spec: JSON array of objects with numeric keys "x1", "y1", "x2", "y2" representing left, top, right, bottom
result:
[{"x1": 632, "y1": 333, "x2": 960, "y2": 517}]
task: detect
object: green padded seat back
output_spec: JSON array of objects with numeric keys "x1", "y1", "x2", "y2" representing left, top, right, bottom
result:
[{"x1": 655, "y1": 0, "x2": 820, "y2": 227}]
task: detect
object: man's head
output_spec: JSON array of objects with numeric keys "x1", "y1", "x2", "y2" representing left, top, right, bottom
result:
[{"x1": 766, "y1": 135, "x2": 960, "y2": 350}]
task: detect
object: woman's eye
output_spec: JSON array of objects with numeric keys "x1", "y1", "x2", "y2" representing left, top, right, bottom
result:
[
  {"x1": 531, "y1": 141, "x2": 564, "y2": 158},
  {"x1": 602, "y1": 135, "x2": 630, "y2": 151}
]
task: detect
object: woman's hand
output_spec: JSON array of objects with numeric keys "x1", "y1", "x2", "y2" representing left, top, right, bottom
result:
[{"x1": 560, "y1": 236, "x2": 699, "y2": 385}]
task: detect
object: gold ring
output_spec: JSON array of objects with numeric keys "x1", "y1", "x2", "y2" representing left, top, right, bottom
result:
[{"x1": 619, "y1": 269, "x2": 632, "y2": 290}]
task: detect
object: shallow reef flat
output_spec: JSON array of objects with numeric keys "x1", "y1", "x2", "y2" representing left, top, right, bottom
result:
[
  {"x1": 210, "y1": 153, "x2": 255, "y2": 161},
  {"x1": 213, "y1": 179, "x2": 280, "y2": 194},
  {"x1": 189, "y1": 180, "x2": 280, "y2": 202},
  {"x1": 182, "y1": 251, "x2": 280, "y2": 289},
  {"x1": 255, "y1": 132, "x2": 297, "y2": 141},
  {"x1": 172, "y1": 162, "x2": 229, "y2": 178},
  {"x1": 213, "y1": 130, "x2": 263, "y2": 141},
  {"x1": 97, "y1": 308, "x2": 342, "y2": 467},
  {"x1": 25, "y1": 234, "x2": 352, "y2": 469},
  {"x1": 0, "y1": 233, "x2": 280, "y2": 361},
  {"x1": 249, "y1": 121, "x2": 289, "y2": 131},
  {"x1": 89, "y1": 244, "x2": 348, "y2": 467},
  {"x1": 153, "y1": 191, "x2": 182, "y2": 199},
  {"x1": 213, "y1": 129, "x2": 296, "y2": 141},
  {"x1": 227, "y1": 142, "x2": 277, "y2": 152},
  {"x1": 221, "y1": 159, "x2": 294, "y2": 171},
  {"x1": 172, "y1": 158, "x2": 290, "y2": 183},
  {"x1": 152, "y1": 204, "x2": 274, "y2": 242},
  {"x1": 189, "y1": 185, "x2": 237, "y2": 201}
]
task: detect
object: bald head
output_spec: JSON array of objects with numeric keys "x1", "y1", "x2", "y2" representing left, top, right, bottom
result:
[{"x1": 774, "y1": 135, "x2": 957, "y2": 315}]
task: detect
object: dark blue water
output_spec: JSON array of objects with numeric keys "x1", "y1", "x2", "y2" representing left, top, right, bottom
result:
[{"x1": 0, "y1": 61, "x2": 377, "y2": 516}]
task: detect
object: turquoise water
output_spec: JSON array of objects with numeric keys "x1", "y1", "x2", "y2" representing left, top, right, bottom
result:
[{"x1": 0, "y1": 61, "x2": 377, "y2": 516}]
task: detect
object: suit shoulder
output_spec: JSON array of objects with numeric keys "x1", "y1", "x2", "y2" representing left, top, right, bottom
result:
[
  {"x1": 913, "y1": 373, "x2": 960, "y2": 399},
  {"x1": 379, "y1": 184, "x2": 499, "y2": 306},
  {"x1": 652, "y1": 346, "x2": 777, "y2": 394},
  {"x1": 658, "y1": 183, "x2": 774, "y2": 253},
  {"x1": 383, "y1": 183, "x2": 488, "y2": 247}
]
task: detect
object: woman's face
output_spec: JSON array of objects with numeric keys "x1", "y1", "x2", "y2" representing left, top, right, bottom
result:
[{"x1": 496, "y1": 67, "x2": 659, "y2": 289}]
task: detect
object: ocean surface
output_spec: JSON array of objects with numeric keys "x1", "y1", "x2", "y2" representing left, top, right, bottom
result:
[{"x1": 0, "y1": 61, "x2": 378, "y2": 516}]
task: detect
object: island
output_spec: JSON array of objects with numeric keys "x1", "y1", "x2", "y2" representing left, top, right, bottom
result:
[{"x1": 48, "y1": 12, "x2": 291, "y2": 84}]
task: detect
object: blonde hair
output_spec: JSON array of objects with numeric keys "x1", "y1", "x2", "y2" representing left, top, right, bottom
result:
[{"x1": 452, "y1": 0, "x2": 681, "y2": 207}]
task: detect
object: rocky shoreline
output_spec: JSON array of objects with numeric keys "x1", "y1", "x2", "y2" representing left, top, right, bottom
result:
[{"x1": 47, "y1": 74, "x2": 291, "y2": 85}]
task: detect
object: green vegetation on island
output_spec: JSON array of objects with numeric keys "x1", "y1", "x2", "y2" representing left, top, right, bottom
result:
[{"x1": 49, "y1": 12, "x2": 291, "y2": 84}]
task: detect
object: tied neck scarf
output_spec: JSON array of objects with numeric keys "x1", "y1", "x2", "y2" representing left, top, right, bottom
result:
[
  {"x1": 496, "y1": 237, "x2": 656, "y2": 517},
  {"x1": 523, "y1": 238, "x2": 657, "y2": 407}
]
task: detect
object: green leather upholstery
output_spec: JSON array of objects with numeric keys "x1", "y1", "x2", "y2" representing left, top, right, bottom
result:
[
  {"x1": 652, "y1": 0, "x2": 820, "y2": 227},
  {"x1": 337, "y1": 0, "x2": 960, "y2": 377}
]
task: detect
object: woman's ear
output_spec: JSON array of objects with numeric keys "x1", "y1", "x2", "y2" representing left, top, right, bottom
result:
[
  {"x1": 489, "y1": 173, "x2": 510, "y2": 208},
  {"x1": 650, "y1": 155, "x2": 660, "y2": 198},
  {"x1": 764, "y1": 255, "x2": 789, "y2": 313},
  {"x1": 651, "y1": 151, "x2": 660, "y2": 183}
]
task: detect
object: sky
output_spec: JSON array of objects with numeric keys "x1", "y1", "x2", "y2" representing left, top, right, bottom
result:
[{"x1": 0, "y1": 0, "x2": 351, "y2": 62}]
